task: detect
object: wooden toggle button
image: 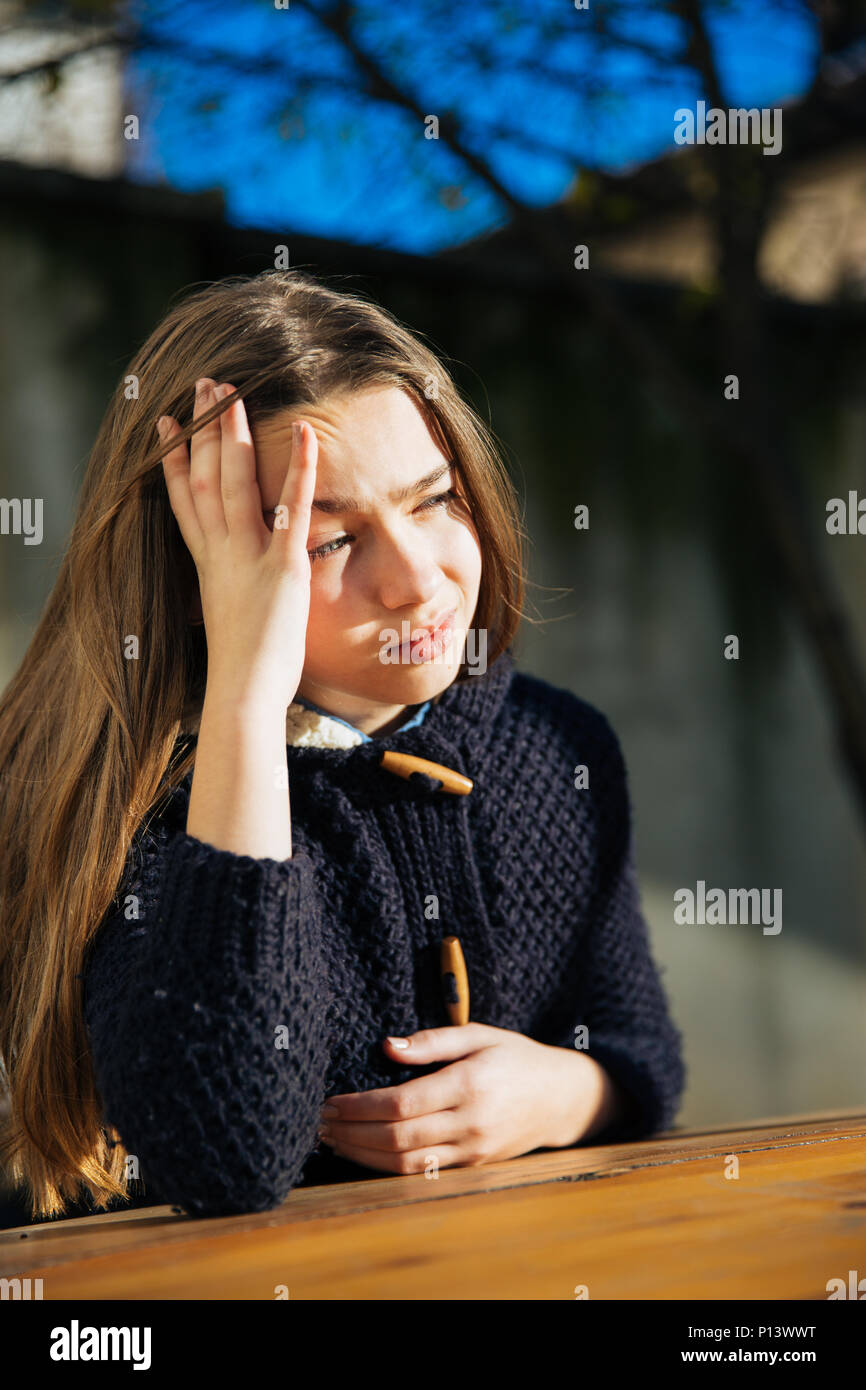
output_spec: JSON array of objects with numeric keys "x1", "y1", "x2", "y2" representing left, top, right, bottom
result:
[
  {"x1": 379, "y1": 750, "x2": 473, "y2": 795},
  {"x1": 441, "y1": 935, "x2": 470, "y2": 1024}
]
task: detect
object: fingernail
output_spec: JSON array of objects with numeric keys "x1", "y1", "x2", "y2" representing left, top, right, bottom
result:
[
  {"x1": 292, "y1": 421, "x2": 302, "y2": 445},
  {"x1": 322, "y1": 1104, "x2": 339, "y2": 1117},
  {"x1": 387, "y1": 1037, "x2": 410, "y2": 1049},
  {"x1": 195, "y1": 378, "x2": 206, "y2": 397},
  {"x1": 156, "y1": 417, "x2": 168, "y2": 438}
]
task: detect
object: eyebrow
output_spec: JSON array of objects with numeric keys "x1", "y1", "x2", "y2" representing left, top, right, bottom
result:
[{"x1": 264, "y1": 461, "x2": 454, "y2": 516}]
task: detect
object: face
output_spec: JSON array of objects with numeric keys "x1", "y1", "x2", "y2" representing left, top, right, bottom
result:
[{"x1": 253, "y1": 385, "x2": 483, "y2": 736}]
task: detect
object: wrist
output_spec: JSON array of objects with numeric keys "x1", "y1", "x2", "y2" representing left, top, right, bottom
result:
[
  {"x1": 544, "y1": 1047, "x2": 628, "y2": 1149},
  {"x1": 202, "y1": 679, "x2": 291, "y2": 724}
]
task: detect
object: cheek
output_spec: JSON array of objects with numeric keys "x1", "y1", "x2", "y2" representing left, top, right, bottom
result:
[
  {"x1": 448, "y1": 518, "x2": 483, "y2": 588},
  {"x1": 303, "y1": 579, "x2": 343, "y2": 654},
  {"x1": 303, "y1": 567, "x2": 372, "y2": 657}
]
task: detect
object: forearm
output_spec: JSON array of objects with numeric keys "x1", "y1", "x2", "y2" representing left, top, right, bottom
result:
[
  {"x1": 86, "y1": 821, "x2": 330, "y2": 1216},
  {"x1": 543, "y1": 1046, "x2": 631, "y2": 1148},
  {"x1": 186, "y1": 686, "x2": 292, "y2": 859}
]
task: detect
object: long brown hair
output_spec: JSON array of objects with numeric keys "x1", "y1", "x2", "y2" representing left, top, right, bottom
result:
[{"x1": 0, "y1": 267, "x2": 526, "y2": 1220}]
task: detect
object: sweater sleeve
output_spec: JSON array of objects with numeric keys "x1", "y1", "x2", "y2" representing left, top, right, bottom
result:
[
  {"x1": 554, "y1": 710, "x2": 686, "y2": 1143},
  {"x1": 83, "y1": 813, "x2": 330, "y2": 1219}
]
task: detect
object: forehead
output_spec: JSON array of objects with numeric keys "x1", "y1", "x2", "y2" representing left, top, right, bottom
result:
[
  {"x1": 252, "y1": 385, "x2": 448, "y2": 506},
  {"x1": 254, "y1": 386, "x2": 438, "y2": 460}
]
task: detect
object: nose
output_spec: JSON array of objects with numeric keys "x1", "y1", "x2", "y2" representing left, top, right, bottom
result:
[{"x1": 368, "y1": 524, "x2": 442, "y2": 612}]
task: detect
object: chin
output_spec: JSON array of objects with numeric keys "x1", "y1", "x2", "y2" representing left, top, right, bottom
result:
[
  {"x1": 375, "y1": 658, "x2": 462, "y2": 703},
  {"x1": 412, "y1": 664, "x2": 462, "y2": 697}
]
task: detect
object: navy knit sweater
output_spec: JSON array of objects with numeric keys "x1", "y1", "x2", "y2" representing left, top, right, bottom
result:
[{"x1": 83, "y1": 648, "x2": 686, "y2": 1219}]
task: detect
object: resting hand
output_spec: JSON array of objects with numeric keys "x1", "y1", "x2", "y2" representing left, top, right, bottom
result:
[{"x1": 316, "y1": 1023, "x2": 625, "y2": 1175}]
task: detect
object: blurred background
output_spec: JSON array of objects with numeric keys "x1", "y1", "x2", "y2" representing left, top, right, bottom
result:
[{"x1": 0, "y1": 0, "x2": 864, "y2": 1149}]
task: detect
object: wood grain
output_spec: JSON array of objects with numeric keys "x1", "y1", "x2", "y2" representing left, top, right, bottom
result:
[{"x1": 2, "y1": 1109, "x2": 864, "y2": 1299}]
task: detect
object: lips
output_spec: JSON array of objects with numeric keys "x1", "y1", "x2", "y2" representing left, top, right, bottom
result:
[
  {"x1": 390, "y1": 607, "x2": 457, "y2": 658},
  {"x1": 413, "y1": 607, "x2": 456, "y2": 640}
]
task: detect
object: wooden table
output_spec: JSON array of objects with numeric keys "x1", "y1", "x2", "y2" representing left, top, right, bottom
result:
[{"x1": 2, "y1": 1109, "x2": 864, "y2": 1300}]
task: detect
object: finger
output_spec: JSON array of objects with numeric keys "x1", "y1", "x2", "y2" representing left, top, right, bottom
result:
[
  {"x1": 188, "y1": 377, "x2": 228, "y2": 540},
  {"x1": 158, "y1": 415, "x2": 205, "y2": 563},
  {"x1": 383, "y1": 1024, "x2": 499, "y2": 1064},
  {"x1": 213, "y1": 384, "x2": 266, "y2": 547},
  {"x1": 320, "y1": 1106, "x2": 462, "y2": 1154},
  {"x1": 322, "y1": 1138, "x2": 466, "y2": 1175},
  {"x1": 269, "y1": 419, "x2": 318, "y2": 563},
  {"x1": 323, "y1": 1064, "x2": 464, "y2": 1122}
]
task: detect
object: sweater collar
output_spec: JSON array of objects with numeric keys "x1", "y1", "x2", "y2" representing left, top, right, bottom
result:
[{"x1": 282, "y1": 646, "x2": 516, "y2": 772}]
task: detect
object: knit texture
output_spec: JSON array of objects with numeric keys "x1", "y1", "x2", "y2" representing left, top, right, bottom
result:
[{"x1": 83, "y1": 648, "x2": 686, "y2": 1218}]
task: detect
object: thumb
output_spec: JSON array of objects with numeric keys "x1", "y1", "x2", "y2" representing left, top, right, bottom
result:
[{"x1": 383, "y1": 1023, "x2": 497, "y2": 1063}]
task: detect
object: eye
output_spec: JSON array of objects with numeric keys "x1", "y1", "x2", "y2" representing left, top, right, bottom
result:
[
  {"x1": 308, "y1": 535, "x2": 351, "y2": 561},
  {"x1": 416, "y1": 487, "x2": 457, "y2": 514},
  {"x1": 306, "y1": 489, "x2": 459, "y2": 562}
]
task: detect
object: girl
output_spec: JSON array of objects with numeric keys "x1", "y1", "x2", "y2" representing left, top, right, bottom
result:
[{"x1": 0, "y1": 269, "x2": 685, "y2": 1223}]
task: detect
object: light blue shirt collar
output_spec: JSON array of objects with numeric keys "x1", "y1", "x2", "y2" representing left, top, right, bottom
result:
[{"x1": 291, "y1": 694, "x2": 432, "y2": 743}]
